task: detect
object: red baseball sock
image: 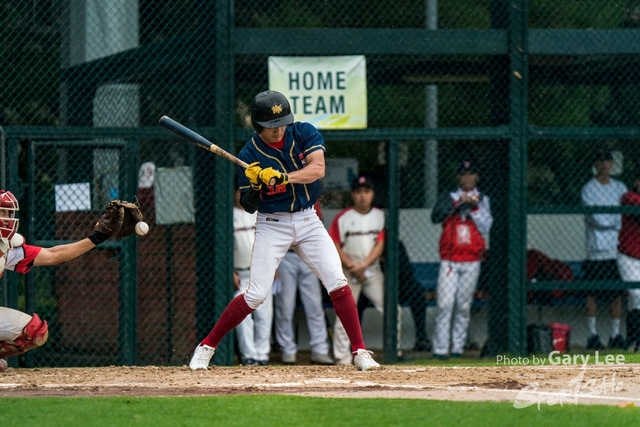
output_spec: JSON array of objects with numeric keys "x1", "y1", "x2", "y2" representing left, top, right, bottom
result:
[
  {"x1": 200, "y1": 295, "x2": 254, "y2": 348},
  {"x1": 330, "y1": 286, "x2": 365, "y2": 353}
]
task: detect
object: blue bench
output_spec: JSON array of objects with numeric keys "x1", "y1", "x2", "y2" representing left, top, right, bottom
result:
[
  {"x1": 410, "y1": 261, "x2": 616, "y2": 307},
  {"x1": 412, "y1": 263, "x2": 440, "y2": 291}
]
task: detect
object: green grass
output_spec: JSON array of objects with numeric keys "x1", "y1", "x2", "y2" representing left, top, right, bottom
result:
[{"x1": 2, "y1": 395, "x2": 637, "y2": 427}]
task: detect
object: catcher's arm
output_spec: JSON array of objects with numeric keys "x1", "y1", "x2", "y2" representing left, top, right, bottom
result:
[
  {"x1": 33, "y1": 239, "x2": 97, "y2": 266},
  {"x1": 35, "y1": 200, "x2": 146, "y2": 266}
]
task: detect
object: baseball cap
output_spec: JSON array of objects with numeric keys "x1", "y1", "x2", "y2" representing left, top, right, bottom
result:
[
  {"x1": 351, "y1": 175, "x2": 374, "y2": 191},
  {"x1": 593, "y1": 148, "x2": 613, "y2": 162},
  {"x1": 457, "y1": 158, "x2": 478, "y2": 174}
]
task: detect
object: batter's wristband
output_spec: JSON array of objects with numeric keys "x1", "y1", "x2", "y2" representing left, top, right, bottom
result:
[{"x1": 88, "y1": 230, "x2": 109, "y2": 245}]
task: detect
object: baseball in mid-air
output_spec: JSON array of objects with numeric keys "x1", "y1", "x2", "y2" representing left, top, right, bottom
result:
[{"x1": 135, "y1": 221, "x2": 149, "y2": 236}]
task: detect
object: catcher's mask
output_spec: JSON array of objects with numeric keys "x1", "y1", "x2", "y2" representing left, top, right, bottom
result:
[
  {"x1": 0, "y1": 190, "x2": 19, "y2": 241},
  {"x1": 250, "y1": 90, "x2": 294, "y2": 133}
]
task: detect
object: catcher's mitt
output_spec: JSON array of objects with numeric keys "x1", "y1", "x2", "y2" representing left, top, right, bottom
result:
[{"x1": 94, "y1": 200, "x2": 144, "y2": 239}]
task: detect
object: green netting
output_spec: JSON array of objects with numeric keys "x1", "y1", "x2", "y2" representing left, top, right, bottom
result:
[{"x1": 2, "y1": 1, "x2": 640, "y2": 368}]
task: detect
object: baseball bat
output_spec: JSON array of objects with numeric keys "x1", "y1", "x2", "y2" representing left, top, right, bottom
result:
[{"x1": 158, "y1": 116, "x2": 249, "y2": 169}]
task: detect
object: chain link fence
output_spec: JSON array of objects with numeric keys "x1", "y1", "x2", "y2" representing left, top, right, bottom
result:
[{"x1": 2, "y1": 1, "x2": 640, "y2": 367}]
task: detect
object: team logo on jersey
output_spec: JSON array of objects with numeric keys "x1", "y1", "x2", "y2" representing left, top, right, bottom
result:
[
  {"x1": 298, "y1": 153, "x2": 306, "y2": 166},
  {"x1": 271, "y1": 104, "x2": 283, "y2": 114},
  {"x1": 266, "y1": 184, "x2": 287, "y2": 196}
]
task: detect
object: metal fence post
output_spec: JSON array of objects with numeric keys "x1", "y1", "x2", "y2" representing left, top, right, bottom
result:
[
  {"x1": 5, "y1": 138, "x2": 20, "y2": 368},
  {"x1": 118, "y1": 138, "x2": 139, "y2": 365},
  {"x1": 211, "y1": 0, "x2": 235, "y2": 366},
  {"x1": 508, "y1": 0, "x2": 529, "y2": 356},
  {"x1": 384, "y1": 140, "x2": 400, "y2": 363}
]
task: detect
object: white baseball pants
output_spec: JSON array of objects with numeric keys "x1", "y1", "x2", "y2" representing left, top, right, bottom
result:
[
  {"x1": 433, "y1": 260, "x2": 481, "y2": 356},
  {"x1": 618, "y1": 253, "x2": 640, "y2": 310},
  {"x1": 234, "y1": 269, "x2": 273, "y2": 362},
  {"x1": 244, "y1": 207, "x2": 347, "y2": 308},
  {"x1": 275, "y1": 251, "x2": 330, "y2": 357},
  {"x1": 0, "y1": 307, "x2": 32, "y2": 341}
]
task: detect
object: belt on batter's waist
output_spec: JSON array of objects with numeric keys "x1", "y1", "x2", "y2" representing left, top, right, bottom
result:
[
  {"x1": 235, "y1": 268, "x2": 250, "y2": 271},
  {"x1": 290, "y1": 206, "x2": 314, "y2": 213},
  {"x1": 287, "y1": 249, "x2": 295, "y2": 253}
]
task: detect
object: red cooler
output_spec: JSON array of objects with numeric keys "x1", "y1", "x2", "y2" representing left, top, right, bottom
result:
[{"x1": 548, "y1": 323, "x2": 571, "y2": 352}]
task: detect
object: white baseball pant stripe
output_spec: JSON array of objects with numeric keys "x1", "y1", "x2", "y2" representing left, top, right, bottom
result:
[
  {"x1": 617, "y1": 253, "x2": 640, "y2": 310},
  {"x1": 244, "y1": 208, "x2": 347, "y2": 309},
  {"x1": 234, "y1": 269, "x2": 273, "y2": 362},
  {"x1": 332, "y1": 266, "x2": 401, "y2": 365},
  {"x1": 275, "y1": 251, "x2": 330, "y2": 357},
  {"x1": 433, "y1": 260, "x2": 481, "y2": 356}
]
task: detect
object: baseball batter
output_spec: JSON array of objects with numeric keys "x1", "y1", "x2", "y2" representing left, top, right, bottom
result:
[
  {"x1": 189, "y1": 90, "x2": 380, "y2": 371},
  {"x1": 232, "y1": 186, "x2": 273, "y2": 366},
  {"x1": 617, "y1": 164, "x2": 640, "y2": 352},
  {"x1": 430, "y1": 158, "x2": 492, "y2": 359},
  {"x1": 1, "y1": 192, "x2": 145, "y2": 371},
  {"x1": 328, "y1": 176, "x2": 387, "y2": 365}
]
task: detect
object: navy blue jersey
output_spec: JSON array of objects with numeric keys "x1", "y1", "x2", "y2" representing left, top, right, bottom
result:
[{"x1": 237, "y1": 122, "x2": 325, "y2": 213}]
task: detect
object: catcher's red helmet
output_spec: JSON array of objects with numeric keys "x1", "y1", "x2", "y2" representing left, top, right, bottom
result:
[{"x1": 0, "y1": 190, "x2": 19, "y2": 241}]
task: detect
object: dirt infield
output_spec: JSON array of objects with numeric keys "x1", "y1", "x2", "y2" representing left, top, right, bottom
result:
[{"x1": 2, "y1": 363, "x2": 640, "y2": 406}]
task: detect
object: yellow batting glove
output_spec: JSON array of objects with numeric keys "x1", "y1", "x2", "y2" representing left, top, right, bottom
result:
[
  {"x1": 259, "y1": 167, "x2": 289, "y2": 186},
  {"x1": 244, "y1": 162, "x2": 263, "y2": 190}
]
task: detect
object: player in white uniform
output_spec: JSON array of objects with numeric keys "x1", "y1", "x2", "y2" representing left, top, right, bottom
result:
[
  {"x1": 188, "y1": 91, "x2": 380, "y2": 371},
  {"x1": 617, "y1": 164, "x2": 640, "y2": 352},
  {"x1": 232, "y1": 187, "x2": 273, "y2": 366},
  {"x1": 581, "y1": 149, "x2": 628, "y2": 349},
  {"x1": 430, "y1": 158, "x2": 493, "y2": 359},
  {"x1": 329, "y1": 176, "x2": 387, "y2": 365},
  {"x1": 1, "y1": 191, "x2": 140, "y2": 371}
]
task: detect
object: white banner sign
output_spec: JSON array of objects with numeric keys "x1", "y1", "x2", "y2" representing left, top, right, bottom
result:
[{"x1": 268, "y1": 56, "x2": 367, "y2": 129}]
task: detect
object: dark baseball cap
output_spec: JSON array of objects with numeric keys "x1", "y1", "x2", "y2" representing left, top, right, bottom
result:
[
  {"x1": 457, "y1": 158, "x2": 478, "y2": 174},
  {"x1": 594, "y1": 148, "x2": 613, "y2": 162},
  {"x1": 351, "y1": 175, "x2": 374, "y2": 191}
]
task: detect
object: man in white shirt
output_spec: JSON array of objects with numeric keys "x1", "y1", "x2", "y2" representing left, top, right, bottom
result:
[
  {"x1": 329, "y1": 176, "x2": 386, "y2": 365},
  {"x1": 581, "y1": 148, "x2": 628, "y2": 350}
]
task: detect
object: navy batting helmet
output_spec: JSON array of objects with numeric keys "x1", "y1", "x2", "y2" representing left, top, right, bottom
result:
[{"x1": 250, "y1": 91, "x2": 294, "y2": 132}]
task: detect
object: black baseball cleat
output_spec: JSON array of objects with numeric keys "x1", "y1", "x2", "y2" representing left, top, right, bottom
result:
[
  {"x1": 242, "y1": 358, "x2": 259, "y2": 366},
  {"x1": 608, "y1": 334, "x2": 626, "y2": 349},
  {"x1": 586, "y1": 334, "x2": 605, "y2": 350},
  {"x1": 624, "y1": 339, "x2": 636, "y2": 351},
  {"x1": 413, "y1": 340, "x2": 432, "y2": 352}
]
